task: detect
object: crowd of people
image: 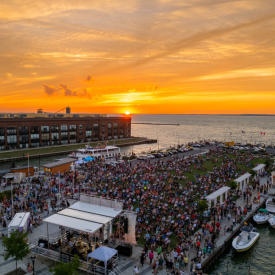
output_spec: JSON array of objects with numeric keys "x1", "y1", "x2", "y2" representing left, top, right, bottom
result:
[{"x1": 0, "y1": 144, "x2": 271, "y2": 274}]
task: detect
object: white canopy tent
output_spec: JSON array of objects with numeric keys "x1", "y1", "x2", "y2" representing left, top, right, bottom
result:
[
  {"x1": 87, "y1": 246, "x2": 118, "y2": 274},
  {"x1": 235, "y1": 173, "x2": 251, "y2": 191},
  {"x1": 88, "y1": 246, "x2": 118, "y2": 262},
  {"x1": 252, "y1": 164, "x2": 265, "y2": 176},
  {"x1": 205, "y1": 186, "x2": 231, "y2": 208}
]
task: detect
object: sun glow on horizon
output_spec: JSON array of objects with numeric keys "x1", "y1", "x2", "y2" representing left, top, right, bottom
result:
[{"x1": 0, "y1": 1, "x2": 275, "y2": 114}]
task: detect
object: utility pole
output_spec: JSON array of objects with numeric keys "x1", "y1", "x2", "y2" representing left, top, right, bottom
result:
[
  {"x1": 11, "y1": 180, "x2": 13, "y2": 218},
  {"x1": 27, "y1": 154, "x2": 30, "y2": 178}
]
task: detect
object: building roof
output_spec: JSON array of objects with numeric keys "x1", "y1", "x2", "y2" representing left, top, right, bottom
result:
[
  {"x1": 252, "y1": 164, "x2": 266, "y2": 171},
  {"x1": 205, "y1": 186, "x2": 231, "y2": 201},
  {"x1": 3, "y1": 172, "x2": 25, "y2": 179},
  {"x1": 235, "y1": 172, "x2": 251, "y2": 183},
  {"x1": 11, "y1": 166, "x2": 33, "y2": 170},
  {"x1": 0, "y1": 113, "x2": 127, "y2": 119},
  {"x1": 42, "y1": 158, "x2": 75, "y2": 169}
]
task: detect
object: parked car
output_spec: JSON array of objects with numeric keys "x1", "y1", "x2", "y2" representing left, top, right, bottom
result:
[
  {"x1": 137, "y1": 155, "x2": 148, "y2": 160},
  {"x1": 146, "y1": 154, "x2": 155, "y2": 159}
]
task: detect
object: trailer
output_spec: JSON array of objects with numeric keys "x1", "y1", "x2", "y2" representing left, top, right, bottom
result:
[
  {"x1": 3, "y1": 172, "x2": 26, "y2": 185},
  {"x1": 8, "y1": 212, "x2": 31, "y2": 237}
]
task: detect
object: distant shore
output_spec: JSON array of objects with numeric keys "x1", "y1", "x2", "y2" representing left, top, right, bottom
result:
[{"x1": 132, "y1": 114, "x2": 275, "y2": 116}]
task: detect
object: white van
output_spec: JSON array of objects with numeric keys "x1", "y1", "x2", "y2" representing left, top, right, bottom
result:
[{"x1": 8, "y1": 212, "x2": 31, "y2": 237}]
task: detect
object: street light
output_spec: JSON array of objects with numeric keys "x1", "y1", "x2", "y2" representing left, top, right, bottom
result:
[{"x1": 31, "y1": 255, "x2": 36, "y2": 275}]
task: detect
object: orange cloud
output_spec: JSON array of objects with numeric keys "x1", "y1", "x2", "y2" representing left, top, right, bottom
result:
[{"x1": 0, "y1": 0, "x2": 275, "y2": 114}]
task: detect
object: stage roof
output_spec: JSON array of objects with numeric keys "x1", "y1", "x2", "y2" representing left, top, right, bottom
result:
[
  {"x1": 43, "y1": 214, "x2": 102, "y2": 234},
  {"x1": 58, "y1": 208, "x2": 113, "y2": 225},
  {"x1": 69, "y1": 201, "x2": 122, "y2": 218}
]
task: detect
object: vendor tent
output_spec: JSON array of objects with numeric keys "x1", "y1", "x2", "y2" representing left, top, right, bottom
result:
[
  {"x1": 88, "y1": 246, "x2": 118, "y2": 264},
  {"x1": 83, "y1": 156, "x2": 94, "y2": 163},
  {"x1": 75, "y1": 160, "x2": 84, "y2": 165}
]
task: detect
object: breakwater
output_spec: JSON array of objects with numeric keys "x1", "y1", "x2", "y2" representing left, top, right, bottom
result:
[{"x1": 132, "y1": 122, "x2": 180, "y2": 126}]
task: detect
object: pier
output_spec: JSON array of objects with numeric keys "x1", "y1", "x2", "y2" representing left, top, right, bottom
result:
[{"x1": 132, "y1": 122, "x2": 180, "y2": 126}]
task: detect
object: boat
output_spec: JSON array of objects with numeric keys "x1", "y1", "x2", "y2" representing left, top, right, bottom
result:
[
  {"x1": 268, "y1": 215, "x2": 275, "y2": 229},
  {"x1": 266, "y1": 197, "x2": 275, "y2": 214},
  {"x1": 268, "y1": 183, "x2": 275, "y2": 196},
  {"x1": 253, "y1": 209, "x2": 270, "y2": 224},
  {"x1": 69, "y1": 145, "x2": 121, "y2": 161},
  {"x1": 232, "y1": 226, "x2": 259, "y2": 252}
]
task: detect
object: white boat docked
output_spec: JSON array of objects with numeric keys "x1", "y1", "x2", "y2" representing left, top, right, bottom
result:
[
  {"x1": 232, "y1": 226, "x2": 259, "y2": 252},
  {"x1": 253, "y1": 209, "x2": 270, "y2": 224},
  {"x1": 268, "y1": 215, "x2": 275, "y2": 229},
  {"x1": 70, "y1": 145, "x2": 121, "y2": 161},
  {"x1": 266, "y1": 197, "x2": 275, "y2": 214},
  {"x1": 268, "y1": 184, "x2": 275, "y2": 196}
]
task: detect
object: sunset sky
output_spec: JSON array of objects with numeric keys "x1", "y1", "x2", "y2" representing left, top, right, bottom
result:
[{"x1": 1, "y1": 0, "x2": 275, "y2": 114}]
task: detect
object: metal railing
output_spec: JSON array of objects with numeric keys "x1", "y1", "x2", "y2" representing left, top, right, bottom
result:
[{"x1": 31, "y1": 245, "x2": 118, "y2": 275}]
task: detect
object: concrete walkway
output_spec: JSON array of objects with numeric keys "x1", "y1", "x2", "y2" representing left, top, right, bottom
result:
[{"x1": 0, "y1": 174, "x2": 270, "y2": 275}]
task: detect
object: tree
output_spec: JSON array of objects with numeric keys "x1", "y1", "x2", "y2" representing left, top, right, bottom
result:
[
  {"x1": 2, "y1": 230, "x2": 30, "y2": 274},
  {"x1": 227, "y1": 180, "x2": 237, "y2": 190},
  {"x1": 51, "y1": 255, "x2": 80, "y2": 275},
  {"x1": 264, "y1": 158, "x2": 273, "y2": 172},
  {"x1": 249, "y1": 169, "x2": 257, "y2": 180},
  {"x1": 198, "y1": 199, "x2": 208, "y2": 213}
]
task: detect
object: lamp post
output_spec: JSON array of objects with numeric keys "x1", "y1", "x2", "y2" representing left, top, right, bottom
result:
[{"x1": 31, "y1": 255, "x2": 36, "y2": 275}]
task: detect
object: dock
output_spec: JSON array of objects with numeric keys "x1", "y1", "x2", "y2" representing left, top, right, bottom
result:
[{"x1": 202, "y1": 196, "x2": 267, "y2": 272}]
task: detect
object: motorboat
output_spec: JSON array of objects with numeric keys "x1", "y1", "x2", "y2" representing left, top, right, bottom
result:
[
  {"x1": 268, "y1": 215, "x2": 275, "y2": 229},
  {"x1": 266, "y1": 197, "x2": 275, "y2": 214},
  {"x1": 253, "y1": 209, "x2": 270, "y2": 224},
  {"x1": 232, "y1": 226, "x2": 259, "y2": 252}
]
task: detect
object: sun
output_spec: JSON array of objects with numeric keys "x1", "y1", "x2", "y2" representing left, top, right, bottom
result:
[{"x1": 125, "y1": 111, "x2": 131, "y2": 115}]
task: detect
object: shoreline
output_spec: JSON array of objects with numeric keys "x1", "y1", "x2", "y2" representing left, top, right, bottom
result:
[
  {"x1": 0, "y1": 137, "x2": 157, "y2": 164},
  {"x1": 202, "y1": 196, "x2": 267, "y2": 272}
]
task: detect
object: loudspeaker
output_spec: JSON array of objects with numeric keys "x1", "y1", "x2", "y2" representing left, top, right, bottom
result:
[
  {"x1": 116, "y1": 244, "x2": 132, "y2": 257},
  {"x1": 124, "y1": 218, "x2": 129, "y2": 233}
]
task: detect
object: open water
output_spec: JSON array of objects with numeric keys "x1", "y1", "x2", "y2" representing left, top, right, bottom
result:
[
  {"x1": 1, "y1": 114, "x2": 275, "y2": 273},
  {"x1": 130, "y1": 114, "x2": 275, "y2": 154},
  {"x1": 208, "y1": 226, "x2": 275, "y2": 275},
  {"x1": 132, "y1": 115, "x2": 275, "y2": 274}
]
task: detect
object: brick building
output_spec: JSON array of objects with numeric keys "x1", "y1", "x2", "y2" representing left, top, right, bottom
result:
[{"x1": 0, "y1": 113, "x2": 131, "y2": 151}]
